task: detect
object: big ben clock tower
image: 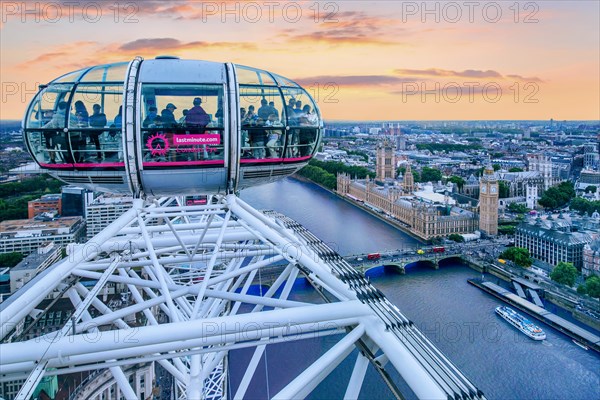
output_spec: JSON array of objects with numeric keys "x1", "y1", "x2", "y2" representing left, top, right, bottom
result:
[{"x1": 479, "y1": 164, "x2": 498, "y2": 235}]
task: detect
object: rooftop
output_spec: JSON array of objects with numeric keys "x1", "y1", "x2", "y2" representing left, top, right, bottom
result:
[
  {"x1": 12, "y1": 244, "x2": 60, "y2": 272},
  {"x1": 0, "y1": 217, "x2": 82, "y2": 233}
]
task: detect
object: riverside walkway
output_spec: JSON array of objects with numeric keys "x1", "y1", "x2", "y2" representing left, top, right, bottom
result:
[{"x1": 469, "y1": 279, "x2": 600, "y2": 353}]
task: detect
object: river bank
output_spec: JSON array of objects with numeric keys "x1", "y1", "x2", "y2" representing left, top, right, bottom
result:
[{"x1": 291, "y1": 174, "x2": 427, "y2": 243}]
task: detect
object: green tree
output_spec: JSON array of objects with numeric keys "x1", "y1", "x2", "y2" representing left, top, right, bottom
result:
[
  {"x1": 411, "y1": 170, "x2": 421, "y2": 183},
  {"x1": 0, "y1": 252, "x2": 24, "y2": 268},
  {"x1": 539, "y1": 182, "x2": 575, "y2": 209},
  {"x1": 419, "y1": 167, "x2": 442, "y2": 183},
  {"x1": 509, "y1": 167, "x2": 524, "y2": 172},
  {"x1": 297, "y1": 165, "x2": 337, "y2": 190},
  {"x1": 550, "y1": 262, "x2": 578, "y2": 287},
  {"x1": 584, "y1": 275, "x2": 600, "y2": 298},
  {"x1": 498, "y1": 181, "x2": 510, "y2": 199},
  {"x1": 584, "y1": 185, "x2": 597, "y2": 194},
  {"x1": 508, "y1": 203, "x2": 529, "y2": 213},
  {"x1": 498, "y1": 225, "x2": 516, "y2": 235},
  {"x1": 492, "y1": 164, "x2": 501, "y2": 171},
  {"x1": 499, "y1": 247, "x2": 532, "y2": 267},
  {"x1": 570, "y1": 197, "x2": 600, "y2": 214},
  {"x1": 448, "y1": 233, "x2": 465, "y2": 243},
  {"x1": 448, "y1": 176, "x2": 465, "y2": 191}
]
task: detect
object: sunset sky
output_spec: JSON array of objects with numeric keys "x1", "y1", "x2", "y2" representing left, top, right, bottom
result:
[{"x1": 1, "y1": 0, "x2": 598, "y2": 121}]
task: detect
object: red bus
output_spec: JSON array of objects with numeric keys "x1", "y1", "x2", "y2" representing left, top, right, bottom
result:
[
  {"x1": 367, "y1": 253, "x2": 381, "y2": 260},
  {"x1": 432, "y1": 246, "x2": 445, "y2": 253}
]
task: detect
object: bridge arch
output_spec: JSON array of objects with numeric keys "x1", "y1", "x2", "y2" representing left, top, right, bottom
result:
[
  {"x1": 404, "y1": 259, "x2": 438, "y2": 270},
  {"x1": 364, "y1": 263, "x2": 405, "y2": 278},
  {"x1": 438, "y1": 255, "x2": 465, "y2": 267}
]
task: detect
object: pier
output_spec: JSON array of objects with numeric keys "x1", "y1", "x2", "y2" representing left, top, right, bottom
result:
[{"x1": 468, "y1": 279, "x2": 600, "y2": 353}]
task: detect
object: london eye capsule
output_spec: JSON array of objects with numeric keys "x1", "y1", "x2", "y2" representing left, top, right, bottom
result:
[{"x1": 23, "y1": 57, "x2": 322, "y2": 196}]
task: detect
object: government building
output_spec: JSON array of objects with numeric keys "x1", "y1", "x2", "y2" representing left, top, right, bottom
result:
[
  {"x1": 515, "y1": 212, "x2": 599, "y2": 270},
  {"x1": 336, "y1": 140, "x2": 503, "y2": 241}
]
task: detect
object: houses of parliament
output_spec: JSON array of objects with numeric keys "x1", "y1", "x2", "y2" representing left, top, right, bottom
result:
[{"x1": 336, "y1": 140, "x2": 498, "y2": 241}]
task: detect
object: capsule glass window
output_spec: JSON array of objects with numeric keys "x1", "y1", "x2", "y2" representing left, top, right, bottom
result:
[
  {"x1": 25, "y1": 84, "x2": 73, "y2": 167},
  {"x1": 236, "y1": 65, "x2": 277, "y2": 86},
  {"x1": 240, "y1": 86, "x2": 286, "y2": 161},
  {"x1": 67, "y1": 84, "x2": 124, "y2": 167},
  {"x1": 140, "y1": 84, "x2": 225, "y2": 167},
  {"x1": 79, "y1": 62, "x2": 128, "y2": 83},
  {"x1": 280, "y1": 88, "x2": 320, "y2": 159}
]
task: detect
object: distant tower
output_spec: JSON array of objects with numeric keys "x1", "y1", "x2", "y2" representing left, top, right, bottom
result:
[
  {"x1": 529, "y1": 154, "x2": 553, "y2": 190},
  {"x1": 526, "y1": 184, "x2": 538, "y2": 210},
  {"x1": 540, "y1": 155, "x2": 552, "y2": 190},
  {"x1": 403, "y1": 164, "x2": 414, "y2": 194},
  {"x1": 376, "y1": 139, "x2": 397, "y2": 181},
  {"x1": 479, "y1": 165, "x2": 499, "y2": 235},
  {"x1": 336, "y1": 173, "x2": 351, "y2": 194},
  {"x1": 396, "y1": 132, "x2": 406, "y2": 150}
]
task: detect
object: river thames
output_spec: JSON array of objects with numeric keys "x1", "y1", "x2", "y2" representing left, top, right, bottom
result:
[{"x1": 238, "y1": 177, "x2": 600, "y2": 400}]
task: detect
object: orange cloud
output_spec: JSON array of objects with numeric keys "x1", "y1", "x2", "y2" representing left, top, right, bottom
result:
[
  {"x1": 295, "y1": 75, "x2": 421, "y2": 87},
  {"x1": 281, "y1": 11, "x2": 404, "y2": 46},
  {"x1": 16, "y1": 41, "x2": 98, "y2": 69},
  {"x1": 15, "y1": 38, "x2": 258, "y2": 72},
  {"x1": 395, "y1": 68, "x2": 544, "y2": 82},
  {"x1": 118, "y1": 38, "x2": 257, "y2": 53},
  {"x1": 396, "y1": 68, "x2": 502, "y2": 79}
]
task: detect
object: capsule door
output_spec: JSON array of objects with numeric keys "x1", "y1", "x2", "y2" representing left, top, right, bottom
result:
[{"x1": 136, "y1": 82, "x2": 229, "y2": 196}]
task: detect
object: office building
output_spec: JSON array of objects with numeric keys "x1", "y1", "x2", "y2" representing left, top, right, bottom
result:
[
  {"x1": 0, "y1": 217, "x2": 85, "y2": 255},
  {"x1": 27, "y1": 194, "x2": 62, "y2": 219},
  {"x1": 515, "y1": 214, "x2": 595, "y2": 269},
  {"x1": 62, "y1": 186, "x2": 94, "y2": 217},
  {"x1": 86, "y1": 195, "x2": 133, "y2": 239}
]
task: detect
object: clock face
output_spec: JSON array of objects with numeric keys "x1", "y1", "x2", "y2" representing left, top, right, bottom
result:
[
  {"x1": 491, "y1": 185, "x2": 497, "y2": 193},
  {"x1": 481, "y1": 186, "x2": 487, "y2": 194}
]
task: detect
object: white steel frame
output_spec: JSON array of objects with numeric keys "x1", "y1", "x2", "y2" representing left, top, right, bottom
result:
[{"x1": 0, "y1": 194, "x2": 483, "y2": 400}]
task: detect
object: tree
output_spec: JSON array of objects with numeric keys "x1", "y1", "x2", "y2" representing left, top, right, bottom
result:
[
  {"x1": 584, "y1": 185, "x2": 597, "y2": 194},
  {"x1": 0, "y1": 252, "x2": 24, "y2": 268},
  {"x1": 570, "y1": 197, "x2": 600, "y2": 214},
  {"x1": 509, "y1": 167, "x2": 524, "y2": 172},
  {"x1": 499, "y1": 247, "x2": 532, "y2": 267},
  {"x1": 550, "y1": 262, "x2": 578, "y2": 287},
  {"x1": 448, "y1": 176, "x2": 465, "y2": 191},
  {"x1": 498, "y1": 225, "x2": 516, "y2": 235},
  {"x1": 419, "y1": 167, "x2": 442, "y2": 183},
  {"x1": 508, "y1": 203, "x2": 529, "y2": 214},
  {"x1": 584, "y1": 275, "x2": 600, "y2": 298},
  {"x1": 498, "y1": 181, "x2": 510, "y2": 199},
  {"x1": 448, "y1": 233, "x2": 465, "y2": 243},
  {"x1": 297, "y1": 165, "x2": 337, "y2": 190},
  {"x1": 492, "y1": 164, "x2": 501, "y2": 171},
  {"x1": 539, "y1": 182, "x2": 575, "y2": 209}
]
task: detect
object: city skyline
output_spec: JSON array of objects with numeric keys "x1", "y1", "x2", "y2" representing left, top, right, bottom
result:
[{"x1": 1, "y1": 1, "x2": 599, "y2": 121}]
